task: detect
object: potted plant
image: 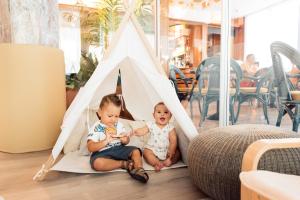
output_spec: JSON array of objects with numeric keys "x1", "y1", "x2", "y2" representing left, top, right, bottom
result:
[
  {"x1": 65, "y1": 71, "x2": 80, "y2": 108},
  {"x1": 65, "y1": 52, "x2": 98, "y2": 108}
]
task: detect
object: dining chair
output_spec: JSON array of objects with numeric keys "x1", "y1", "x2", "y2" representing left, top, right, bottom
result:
[
  {"x1": 169, "y1": 66, "x2": 193, "y2": 101},
  {"x1": 270, "y1": 41, "x2": 300, "y2": 132},
  {"x1": 188, "y1": 66, "x2": 201, "y2": 119},
  {"x1": 235, "y1": 67, "x2": 274, "y2": 124},
  {"x1": 190, "y1": 56, "x2": 242, "y2": 126}
]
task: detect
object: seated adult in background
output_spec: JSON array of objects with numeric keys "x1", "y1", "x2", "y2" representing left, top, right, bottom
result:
[
  {"x1": 240, "y1": 54, "x2": 259, "y2": 87},
  {"x1": 289, "y1": 64, "x2": 300, "y2": 89}
]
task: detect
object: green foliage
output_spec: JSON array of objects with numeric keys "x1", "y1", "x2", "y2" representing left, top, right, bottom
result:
[
  {"x1": 81, "y1": 0, "x2": 154, "y2": 47},
  {"x1": 135, "y1": 0, "x2": 153, "y2": 33},
  {"x1": 81, "y1": 0, "x2": 124, "y2": 48},
  {"x1": 77, "y1": 52, "x2": 98, "y2": 87},
  {"x1": 65, "y1": 73, "x2": 80, "y2": 89},
  {"x1": 65, "y1": 52, "x2": 98, "y2": 89}
]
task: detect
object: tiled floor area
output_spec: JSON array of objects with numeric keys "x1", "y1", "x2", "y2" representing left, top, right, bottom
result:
[{"x1": 186, "y1": 100, "x2": 295, "y2": 133}]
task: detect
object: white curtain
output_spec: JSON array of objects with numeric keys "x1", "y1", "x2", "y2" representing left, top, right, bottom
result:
[{"x1": 59, "y1": 9, "x2": 81, "y2": 74}]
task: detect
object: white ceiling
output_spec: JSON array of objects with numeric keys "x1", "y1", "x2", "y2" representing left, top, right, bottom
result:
[
  {"x1": 169, "y1": 0, "x2": 291, "y2": 24},
  {"x1": 232, "y1": 0, "x2": 288, "y2": 18},
  {"x1": 58, "y1": 0, "x2": 97, "y2": 8},
  {"x1": 59, "y1": 0, "x2": 293, "y2": 24}
]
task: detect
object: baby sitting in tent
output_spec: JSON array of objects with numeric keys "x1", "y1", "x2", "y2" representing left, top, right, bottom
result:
[
  {"x1": 132, "y1": 102, "x2": 181, "y2": 171},
  {"x1": 87, "y1": 93, "x2": 149, "y2": 183}
]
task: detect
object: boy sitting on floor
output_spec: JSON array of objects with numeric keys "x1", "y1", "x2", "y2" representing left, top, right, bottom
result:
[{"x1": 87, "y1": 93, "x2": 149, "y2": 183}]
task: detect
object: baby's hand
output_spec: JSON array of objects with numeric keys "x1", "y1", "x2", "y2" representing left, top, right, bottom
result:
[
  {"x1": 120, "y1": 135, "x2": 130, "y2": 144},
  {"x1": 129, "y1": 130, "x2": 135, "y2": 137},
  {"x1": 130, "y1": 129, "x2": 141, "y2": 137}
]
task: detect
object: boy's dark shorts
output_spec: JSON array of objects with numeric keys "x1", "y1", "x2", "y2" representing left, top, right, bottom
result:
[{"x1": 90, "y1": 145, "x2": 141, "y2": 170}]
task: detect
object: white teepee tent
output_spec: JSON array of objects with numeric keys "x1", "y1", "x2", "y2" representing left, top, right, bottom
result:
[{"x1": 34, "y1": 0, "x2": 198, "y2": 180}]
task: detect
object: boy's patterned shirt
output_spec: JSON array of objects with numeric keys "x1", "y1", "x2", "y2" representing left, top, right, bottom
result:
[{"x1": 87, "y1": 121, "x2": 125, "y2": 152}]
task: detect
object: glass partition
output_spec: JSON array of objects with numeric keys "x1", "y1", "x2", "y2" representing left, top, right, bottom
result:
[
  {"x1": 230, "y1": 0, "x2": 300, "y2": 132},
  {"x1": 57, "y1": 0, "x2": 300, "y2": 132},
  {"x1": 158, "y1": 0, "x2": 300, "y2": 132},
  {"x1": 159, "y1": 0, "x2": 223, "y2": 131},
  {"x1": 58, "y1": 0, "x2": 156, "y2": 75}
]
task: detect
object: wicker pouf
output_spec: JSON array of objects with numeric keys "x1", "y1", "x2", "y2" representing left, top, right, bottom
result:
[{"x1": 188, "y1": 124, "x2": 300, "y2": 200}]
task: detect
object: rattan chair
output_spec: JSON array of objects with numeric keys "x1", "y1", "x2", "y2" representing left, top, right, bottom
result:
[{"x1": 270, "y1": 41, "x2": 300, "y2": 132}]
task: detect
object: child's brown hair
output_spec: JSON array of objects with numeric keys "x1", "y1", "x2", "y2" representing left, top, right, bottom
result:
[
  {"x1": 154, "y1": 102, "x2": 165, "y2": 112},
  {"x1": 99, "y1": 94, "x2": 122, "y2": 109}
]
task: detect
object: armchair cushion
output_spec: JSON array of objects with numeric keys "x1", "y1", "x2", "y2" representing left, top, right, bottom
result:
[{"x1": 240, "y1": 170, "x2": 300, "y2": 200}]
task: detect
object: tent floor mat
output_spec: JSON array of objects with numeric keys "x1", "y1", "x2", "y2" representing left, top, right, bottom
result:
[{"x1": 51, "y1": 151, "x2": 187, "y2": 173}]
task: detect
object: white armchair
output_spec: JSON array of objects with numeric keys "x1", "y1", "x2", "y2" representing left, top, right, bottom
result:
[{"x1": 240, "y1": 138, "x2": 300, "y2": 200}]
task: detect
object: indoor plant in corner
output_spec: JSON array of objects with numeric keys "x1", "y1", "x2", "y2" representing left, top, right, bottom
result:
[{"x1": 66, "y1": 52, "x2": 98, "y2": 108}]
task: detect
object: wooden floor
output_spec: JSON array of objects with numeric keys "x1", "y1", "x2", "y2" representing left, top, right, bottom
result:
[
  {"x1": 0, "y1": 149, "x2": 206, "y2": 200},
  {"x1": 0, "y1": 102, "x2": 297, "y2": 200}
]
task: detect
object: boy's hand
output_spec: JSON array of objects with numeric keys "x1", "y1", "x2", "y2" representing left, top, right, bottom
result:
[
  {"x1": 105, "y1": 132, "x2": 114, "y2": 143},
  {"x1": 110, "y1": 131, "x2": 131, "y2": 138}
]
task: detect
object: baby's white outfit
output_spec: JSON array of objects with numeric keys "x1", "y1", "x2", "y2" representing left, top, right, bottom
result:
[{"x1": 144, "y1": 121, "x2": 174, "y2": 160}]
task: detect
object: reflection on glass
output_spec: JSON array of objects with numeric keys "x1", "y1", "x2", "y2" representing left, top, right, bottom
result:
[
  {"x1": 232, "y1": 0, "x2": 300, "y2": 131},
  {"x1": 58, "y1": 0, "x2": 155, "y2": 74},
  {"x1": 159, "y1": 0, "x2": 224, "y2": 130}
]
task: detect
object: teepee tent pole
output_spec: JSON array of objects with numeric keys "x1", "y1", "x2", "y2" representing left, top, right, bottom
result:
[
  {"x1": 129, "y1": 11, "x2": 166, "y2": 76},
  {"x1": 103, "y1": 0, "x2": 136, "y2": 60},
  {"x1": 33, "y1": 155, "x2": 55, "y2": 181},
  {"x1": 103, "y1": 0, "x2": 166, "y2": 76}
]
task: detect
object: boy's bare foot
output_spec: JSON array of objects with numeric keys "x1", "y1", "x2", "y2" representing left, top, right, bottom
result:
[
  {"x1": 154, "y1": 162, "x2": 164, "y2": 172},
  {"x1": 163, "y1": 158, "x2": 172, "y2": 167}
]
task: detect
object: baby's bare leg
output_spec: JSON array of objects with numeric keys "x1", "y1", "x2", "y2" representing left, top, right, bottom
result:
[
  {"x1": 163, "y1": 148, "x2": 181, "y2": 167},
  {"x1": 171, "y1": 148, "x2": 181, "y2": 164},
  {"x1": 93, "y1": 158, "x2": 122, "y2": 171},
  {"x1": 143, "y1": 148, "x2": 164, "y2": 171}
]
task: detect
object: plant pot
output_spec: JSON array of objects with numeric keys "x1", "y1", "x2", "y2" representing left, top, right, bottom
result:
[{"x1": 66, "y1": 88, "x2": 79, "y2": 108}]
